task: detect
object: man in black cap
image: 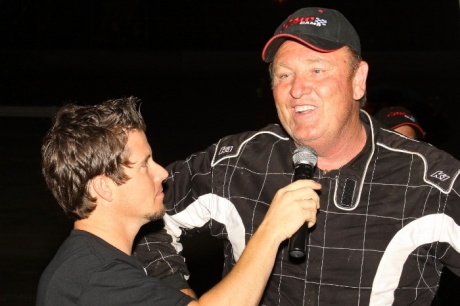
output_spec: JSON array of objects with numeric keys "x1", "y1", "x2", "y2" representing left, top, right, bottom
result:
[
  {"x1": 374, "y1": 106, "x2": 425, "y2": 140},
  {"x1": 134, "y1": 7, "x2": 460, "y2": 305}
]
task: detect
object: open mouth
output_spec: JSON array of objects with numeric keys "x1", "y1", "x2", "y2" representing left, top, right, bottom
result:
[{"x1": 295, "y1": 105, "x2": 315, "y2": 113}]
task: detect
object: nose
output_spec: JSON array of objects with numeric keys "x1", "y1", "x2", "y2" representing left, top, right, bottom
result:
[
  {"x1": 152, "y1": 162, "x2": 168, "y2": 182},
  {"x1": 158, "y1": 165, "x2": 168, "y2": 181},
  {"x1": 159, "y1": 166, "x2": 168, "y2": 181},
  {"x1": 290, "y1": 74, "x2": 312, "y2": 99}
]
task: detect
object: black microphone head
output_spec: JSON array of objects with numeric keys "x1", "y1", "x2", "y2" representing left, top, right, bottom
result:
[{"x1": 292, "y1": 146, "x2": 318, "y2": 167}]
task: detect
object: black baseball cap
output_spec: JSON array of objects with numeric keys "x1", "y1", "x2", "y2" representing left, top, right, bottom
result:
[
  {"x1": 262, "y1": 7, "x2": 360, "y2": 63},
  {"x1": 375, "y1": 106, "x2": 426, "y2": 139}
]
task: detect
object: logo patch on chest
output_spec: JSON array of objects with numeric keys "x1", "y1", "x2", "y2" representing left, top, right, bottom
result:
[
  {"x1": 218, "y1": 146, "x2": 233, "y2": 155},
  {"x1": 430, "y1": 171, "x2": 450, "y2": 181}
]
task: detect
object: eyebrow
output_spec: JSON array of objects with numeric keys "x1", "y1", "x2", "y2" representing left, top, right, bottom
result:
[
  {"x1": 303, "y1": 57, "x2": 333, "y2": 66},
  {"x1": 141, "y1": 154, "x2": 151, "y2": 165},
  {"x1": 275, "y1": 57, "x2": 332, "y2": 70},
  {"x1": 129, "y1": 152, "x2": 150, "y2": 167}
]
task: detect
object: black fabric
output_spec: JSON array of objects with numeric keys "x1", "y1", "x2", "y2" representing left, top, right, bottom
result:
[
  {"x1": 339, "y1": 178, "x2": 356, "y2": 208},
  {"x1": 36, "y1": 230, "x2": 193, "y2": 306},
  {"x1": 134, "y1": 111, "x2": 460, "y2": 305},
  {"x1": 133, "y1": 219, "x2": 192, "y2": 290}
]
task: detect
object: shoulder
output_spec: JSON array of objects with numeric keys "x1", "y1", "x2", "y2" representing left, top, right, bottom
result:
[
  {"x1": 212, "y1": 124, "x2": 291, "y2": 166},
  {"x1": 36, "y1": 230, "x2": 107, "y2": 305},
  {"x1": 38, "y1": 231, "x2": 192, "y2": 305},
  {"x1": 38, "y1": 231, "x2": 141, "y2": 294},
  {"x1": 377, "y1": 129, "x2": 460, "y2": 193},
  {"x1": 165, "y1": 124, "x2": 290, "y2": 172}
]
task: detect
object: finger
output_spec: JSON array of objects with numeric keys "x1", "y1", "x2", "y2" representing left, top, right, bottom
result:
[
  {"x1": 291, "y1": 188, "x2": 319, "y2": 205},
  {"x1": 306, "y1": 197, "x2": 319, "y2": 209},
  {"x1": 297, "y1": 198, "x2": 319, "y2": 228},
  {"x1": 301, "y1": 197, "x2": 319, "y2": 210},
  {"x1": 302, "y1": 197, "x2": 319, "y2": 209},
  {"x1": 285, "y1": 179, "x2": 322, "y2": 191},
  {"x1": 287, "y1": 185, "x2": 320, "y2": 198},
  {"x1": 301, "y1": 201, "x2": 318, "y2": 228}
]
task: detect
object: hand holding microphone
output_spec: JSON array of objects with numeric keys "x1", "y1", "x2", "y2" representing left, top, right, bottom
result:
[
  {"x1": 289, "y1": 146, "x2": 318, "y2": 258},
  {"x1": 259, "y1": 145, "x2": 320, "y2": 255}
]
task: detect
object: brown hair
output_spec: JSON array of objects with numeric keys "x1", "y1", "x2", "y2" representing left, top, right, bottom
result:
[{"x1": 41, "y1": 96, "x2": 146, "y2": 220}]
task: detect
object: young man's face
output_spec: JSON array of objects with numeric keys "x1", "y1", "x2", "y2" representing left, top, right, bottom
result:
[{"x1": 114, "y1": 130, "x2": 168, "y2": 223}]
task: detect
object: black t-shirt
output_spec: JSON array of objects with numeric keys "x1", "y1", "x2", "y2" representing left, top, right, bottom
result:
[{"x1": 36, "y1": 230, "x2": 193, "y2": 306}]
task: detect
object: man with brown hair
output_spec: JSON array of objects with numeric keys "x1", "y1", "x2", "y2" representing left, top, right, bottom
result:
[{"x1": 36, "y1": 97, "x2": 320, "y2": 306}]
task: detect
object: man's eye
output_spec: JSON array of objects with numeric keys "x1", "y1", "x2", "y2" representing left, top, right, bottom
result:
[
  {"x1": 277, "y1": 73, "x2": 289, "y2": 79},
  {"x1": 313, "y1": 69, "x2": 322, "y2": 74}
]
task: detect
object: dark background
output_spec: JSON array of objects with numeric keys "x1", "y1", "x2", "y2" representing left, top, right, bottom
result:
[{"x1": 0, "y1": 0, "x2": 459, "y2": 305}]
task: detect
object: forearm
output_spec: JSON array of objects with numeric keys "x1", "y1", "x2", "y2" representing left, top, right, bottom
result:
[
  {"x1": 186, "y1": 179, "x2": 321, "y2": 306},
  {"x1": 181, "y1": 288, "x2": 198, "y2": 300},
  {"x1": 195, "y1": 223, "x2": 282, "y2": 306}
]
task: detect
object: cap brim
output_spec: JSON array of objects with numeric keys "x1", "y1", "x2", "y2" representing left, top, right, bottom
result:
[
  {"x1": 392, "y1": 122, "x2": 426, "y2": 139},
  {"x1": 262, "y1": 33, "x2": 346, "y2": 62}
]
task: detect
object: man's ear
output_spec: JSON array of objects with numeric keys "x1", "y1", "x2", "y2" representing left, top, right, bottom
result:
[
  {"x1": 352, "y1": 61, "x2": 369, "y2": 101},
  {"x1": 89, "y1": 175, "x2": 113, "y2": 202}
]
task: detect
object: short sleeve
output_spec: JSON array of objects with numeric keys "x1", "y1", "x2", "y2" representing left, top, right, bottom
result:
[{"x1": 82, "y1": 259, "x2": 194, "y2": 306}]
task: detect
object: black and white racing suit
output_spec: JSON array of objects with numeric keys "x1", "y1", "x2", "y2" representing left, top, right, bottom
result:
[{"x1": 134, "y1": 111, "x2": 460, "y2": 305}]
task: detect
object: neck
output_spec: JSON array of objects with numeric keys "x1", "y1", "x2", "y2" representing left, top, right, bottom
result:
[
  {"x1": 315, "y1": 121, "x2": 367, "y2": 171},
  {"x1": 74, "y1": 216, "x2": 140, "y2": 255}
]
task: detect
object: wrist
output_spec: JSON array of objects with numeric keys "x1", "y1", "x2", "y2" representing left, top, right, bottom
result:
[{"x1": 254, "y1": 221, "x2": 286, "y2": 246}]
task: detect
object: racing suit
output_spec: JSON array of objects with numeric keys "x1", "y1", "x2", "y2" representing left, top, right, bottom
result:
[{"x1": 134, "y1": 111, "x2": 460, "y2": 305}]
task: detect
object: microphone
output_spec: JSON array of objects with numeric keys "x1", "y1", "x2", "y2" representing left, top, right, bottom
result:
[{"x1": 289, "y1": 145, "x2": 318, "y2": 258}]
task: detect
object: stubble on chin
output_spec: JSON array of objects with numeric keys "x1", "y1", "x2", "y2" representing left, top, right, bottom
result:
[{"x1": 145, "y1": 206, "x2": 166, "y2": 222}]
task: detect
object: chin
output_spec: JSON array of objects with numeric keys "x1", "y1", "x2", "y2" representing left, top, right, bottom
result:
[{"x1": 146, "y1": 207, "x2": 166, "y2": 222}]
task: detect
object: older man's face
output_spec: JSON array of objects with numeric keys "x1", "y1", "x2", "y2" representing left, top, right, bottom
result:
[{"x1": 271, "y1": 41, "x2": 367, "y2": 149}]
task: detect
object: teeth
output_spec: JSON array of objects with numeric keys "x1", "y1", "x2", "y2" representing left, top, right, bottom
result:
[{"x1": 295, "y1": 105, "x2": 315, "y2": 113}]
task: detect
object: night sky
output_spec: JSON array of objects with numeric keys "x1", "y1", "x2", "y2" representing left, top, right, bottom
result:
[
  {"x1": 0, "y1": 2, "x2": 459, "y2": 304},
  {"x1": 1, "y1": 0, "x2": 459, "y2": 154},
  {"x1": 1, "y1": 0, "x2": 459, "y2": 52},
  {"x1": 0, "y1": 0, "x2": 459, "y2": 154}
]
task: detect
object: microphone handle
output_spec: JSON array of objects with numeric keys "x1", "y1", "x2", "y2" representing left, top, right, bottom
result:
[{"x1": 289, "y1": 163, "x2": 314, "y2": 258}]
